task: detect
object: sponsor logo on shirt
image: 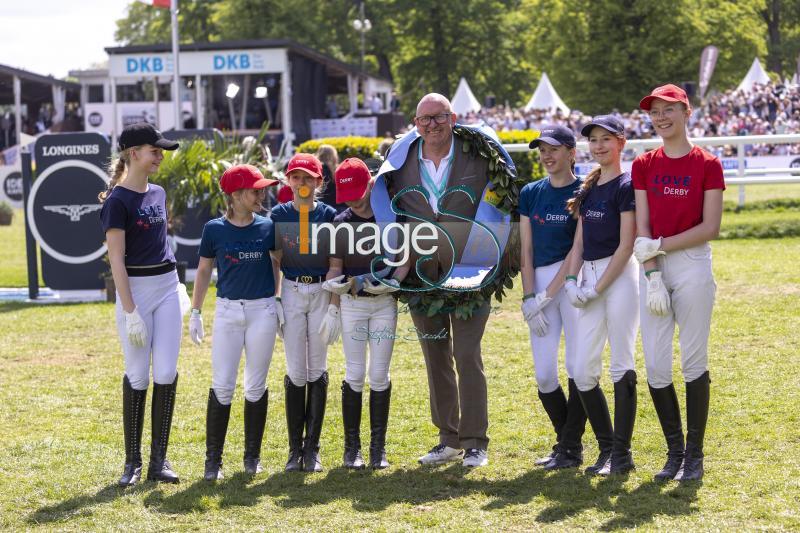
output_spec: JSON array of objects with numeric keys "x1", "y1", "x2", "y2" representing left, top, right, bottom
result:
[
  {"x1": 223, "y1": 239, "x2": 265, "y2": 265},
  {"x1": 650, "y1": 174, "x2": 692, "y2": 197},
  {"x1": 135, "y1": 205, "x2": 165, "y2": 229},
  {"x1": 533, "y1": 203, "x2": 570, "y2": 225},
  {"x1": 582, "y1": 200, "x2": 607, "y2": 222}
]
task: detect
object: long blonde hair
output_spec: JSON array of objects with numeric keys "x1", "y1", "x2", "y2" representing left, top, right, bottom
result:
[
  {"x1": 99, "y1": 148, "x2": 131, "y2": 202},
  {"x1": 224, "y1": 193, "x2": 235, "y2": 219}
]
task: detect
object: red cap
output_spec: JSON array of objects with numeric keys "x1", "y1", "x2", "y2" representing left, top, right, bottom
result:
[
  {"x1": 639, "y1": 84, "x2": 690, "y2": 111},
  {"x1": 277, "y1": 185, "x2": 294, "y2": 203},
  {"x1": 219, "y1": 164, "x2": 278, "y2": 194},
  {"x1": 286, "y1": 153, "x2": 323, "y2": 178},
  {"x1": 334, "y1": 158, "x2": 371, "y2": 203}
]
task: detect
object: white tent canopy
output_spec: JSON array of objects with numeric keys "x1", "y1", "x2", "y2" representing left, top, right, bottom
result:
[
  {"x1": 525, "y1": 72, "x2": 570, "y2": 115},
  {"x1": 736, "y1": 58, "x2": 770, "y2": 92},
  {"x1": 451, "y1": 77, "x2": 481, "y2": 115}
]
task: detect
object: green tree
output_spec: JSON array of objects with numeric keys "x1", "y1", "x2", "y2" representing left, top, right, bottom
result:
[
  {"x1": 114, "y1": 0, "x2": 221, "y2": 45},
  {"x1": 524, "y1": 0, "x2": 766, "y2": 112}
]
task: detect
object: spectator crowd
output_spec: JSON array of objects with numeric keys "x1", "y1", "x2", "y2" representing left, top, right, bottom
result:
[{"x1": 460, "y1": 81, "x2": 800, "y2": 158}]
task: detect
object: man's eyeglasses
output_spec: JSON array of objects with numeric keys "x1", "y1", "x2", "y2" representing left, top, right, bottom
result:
[{"x1": 414, "y1": 113, "x2": 451, "y2": 126}]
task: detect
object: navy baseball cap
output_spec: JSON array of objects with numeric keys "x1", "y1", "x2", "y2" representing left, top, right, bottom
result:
[
  {"x1": 118, "y1": 122, "x2": 179, "y2": 151},
  {"x1": 580, "y1": 115, "x2": 625, "y2": 137},
  {"x1": 529, "y1": 125, "x2": 576, "y2": 149}
]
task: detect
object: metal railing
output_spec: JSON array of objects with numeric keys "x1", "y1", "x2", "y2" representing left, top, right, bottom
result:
[{"x1": 503, "y1": 133, "x2": 800, "y2": 206}]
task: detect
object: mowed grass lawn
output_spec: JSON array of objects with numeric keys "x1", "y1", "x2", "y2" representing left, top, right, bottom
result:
[{"x1": 0, "y1": 227, "x2": 799, "y2": 529}]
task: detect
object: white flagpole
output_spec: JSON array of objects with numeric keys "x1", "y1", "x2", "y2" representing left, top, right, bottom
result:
[{"x1": 171, "y1": 0, "x2": 181, "y2": 130}]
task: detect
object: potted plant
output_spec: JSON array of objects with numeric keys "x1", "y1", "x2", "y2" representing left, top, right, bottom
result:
[{"x1": 0, "y1": 201, "x2": 13, "y2": 226}]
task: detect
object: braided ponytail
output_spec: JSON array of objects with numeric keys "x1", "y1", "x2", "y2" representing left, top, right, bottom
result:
[
  {"x1": 566, "y1": 167, "x2": 602, "y2": 219},
  {"x1": 99, "y1": 149, "x2": 130, "y2": 202}
]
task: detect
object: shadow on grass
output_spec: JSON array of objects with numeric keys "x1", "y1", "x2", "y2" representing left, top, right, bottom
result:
[
  {"x1": 28, "y1": 482, "x2": 149, "y2": 524},
  {"x1": 28, "y1": 467, "x2": 701, "y2": 526},
  {"x1": 598, "y1": 479, "x2": 701, "y2": 530}
]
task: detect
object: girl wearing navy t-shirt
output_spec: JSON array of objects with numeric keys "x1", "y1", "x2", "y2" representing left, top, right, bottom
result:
[
  {"x1": 270, "y1": 153, "x2": 337, "y2": 472},
  {"x1": 518, "y1": 125, "x2": 588, "y2": 470},
  {"x1": 99, "y1": 122, "x2": 182, "y2": 486},
  {"x1": 564, "y1": 116, "x2": 639, "y2": 476},
  {"x1": 632, "y1": 85, "x2": 724, "y2": 482},
  {"x1": 189, "y1": 164, "x2": 280, "y2": 481}
]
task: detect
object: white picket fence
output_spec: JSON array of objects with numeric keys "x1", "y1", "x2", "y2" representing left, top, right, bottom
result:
[{"x1": 503, "y1": 133, "x2": 800, "y2": 206}]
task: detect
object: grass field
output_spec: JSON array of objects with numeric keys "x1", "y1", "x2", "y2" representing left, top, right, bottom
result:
[{"x1": 1, "y1": 202, "x2": 799, "y2": 529}]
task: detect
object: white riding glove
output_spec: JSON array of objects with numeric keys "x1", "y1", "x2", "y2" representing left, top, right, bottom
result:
[
  {"x1": 565, "y1": 279, "x2": 588, "y2": 308},
  {"x1": 125, "y1": 307, "x2": 147, "y2": 348},
  {"x1": 189, "y1": 310, "x2": 204, "y2": 345},
  {"x1": 363, "y1": 278, "x2": 401, "y2": 295},
  {"x1": 528, "y1": 311, "x2": 549, "y2": 337},
  {"x1": 275, "y1": 298, "x2": 285, "y2": 339},
  {"x1": 521, "y1": 292, "x2": 551, "y2": 322},
  {"x1": 581, "y1": 284, "x2": 600, "y2": 304},
  {"x1": 646, "y1": 271, "x2": 671, "y2": 316},
  {"x1": 634, "y1": 236, "x2": 666, "y2": 264},
  {"x1": 318, "y1": 304, "x2": 341, "y2": 345},
  {"x1": 322, "y1": 274, "x2": 353, "y2": 295}
]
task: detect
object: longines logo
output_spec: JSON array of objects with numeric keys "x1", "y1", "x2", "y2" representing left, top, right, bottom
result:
[
  {"x1": 43, "y1": 204, "x2": 103, "y2": 222},
  {"x1": 40, "y1": 144, "x2": 101, "y2": 157}
]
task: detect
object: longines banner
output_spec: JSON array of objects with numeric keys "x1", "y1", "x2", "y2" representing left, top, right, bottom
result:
[{"x1": 28, "y1": 132, "x2": 111, "y2": 290}]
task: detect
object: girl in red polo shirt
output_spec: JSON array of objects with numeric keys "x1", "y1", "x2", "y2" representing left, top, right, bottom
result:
[{"x1": 632, "y1": 84, "x2": 725, "y2": 482}]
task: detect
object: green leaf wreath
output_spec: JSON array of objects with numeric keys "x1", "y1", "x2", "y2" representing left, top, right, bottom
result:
[{"x1": 388, "y1": 125, "x2": 527, "y2": 319}]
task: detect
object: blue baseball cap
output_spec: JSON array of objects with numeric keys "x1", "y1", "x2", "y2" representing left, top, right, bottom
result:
[
  {"x1": 580, "y1": 115, "x2": 625, "y2": 137},
  {"x1": 529, "y1": 125, "x2": 576, "y2": 149}
]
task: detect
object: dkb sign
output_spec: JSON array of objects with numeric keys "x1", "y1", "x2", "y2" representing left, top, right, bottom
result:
[{"x1": 28, "y1": 133, "x2": 111, "y2": 289}]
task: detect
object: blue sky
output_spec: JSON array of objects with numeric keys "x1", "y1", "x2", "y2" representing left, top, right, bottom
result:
[{"x1": 0, "y1": 0, "x2": 134, "y2": 78}]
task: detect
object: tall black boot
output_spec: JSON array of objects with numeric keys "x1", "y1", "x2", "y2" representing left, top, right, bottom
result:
[
  {"x1": 303, "y1": 371, "x2": 329, "y2": 472},
  {"x1": 284, "y1": 375, "x2": 306, "y2": 472},
  {"x1": 649, "y1": 383, "x2": 685, "y2": 481},
  {"x1": 243, "y1": 389, "x2": 268, "y2": 475},
  {"x1": 369, "y1": 382, "x2": 392, "y2": 469},
  {"x1": 544, "y1": 378, "x2": 586, "y2": 470},
  {"x1": 578, "y1": 383, "x2": 613, "y2": 475},
  {"x1": 676, "y1": 371, "x2": 710, "y2": 482},
  {"x1": 341, "y1": 381, "x2": 365, "y2": 469},
  {"x1": 204, "y1": 388, "x2": 231, "y2": 481},
  {"x1": 536, "y1": 386, "x2": 567, "y2": 467},
  {"x1": 119, "y1": 375, "x2": 147, "y2": 487},
  {"x1": 147, "y1": 373, "x2": 180, "y2": 483},
  {"x1": 603, "y1": 370, "x2": 637, "y2": 475}
]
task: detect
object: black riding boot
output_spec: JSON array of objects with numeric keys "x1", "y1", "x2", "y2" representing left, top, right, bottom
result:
[
  {"x1": 578, "y1": 383, "x2": 613, "y2": 475},
  {"x1": 119, "y1": 375, "x2": 147, "y2": 487},
  {"x1": 544, "y1": 378, "x2": 586, "y2": 470},
  {"x1": 341, "y1": 381, "x2": 365, "y2": 469},
  {"x1": 604, "y1": 370, "x2": 637, "y2": 475},
  {"x1": 284, "y1": 375, "x2": 306, "y2": 472},
  {"x1": 204, "y1": 388, "x2": 231, "y2": 481},
  {"x1": 536, "y1": 386, "x2": 567, "y2": 467},
  {"x1": 302, "y1": 372, "x2": 328, "y2": 472},
  {"x1": 369, "y1": 382, "x2": 391, "y2": 469},
  {"x1": 147, "y1": 373, "x2": 180, "y2": 483},
  {"x1": 649, "y1": 382, "x2": 685, "y2": 481},
  {"x1": 243, "y1": 389, "x2": 268, "y2": 475},
  {"x1": 676, "y1": 371, "x2": 710, "y2": 482}
]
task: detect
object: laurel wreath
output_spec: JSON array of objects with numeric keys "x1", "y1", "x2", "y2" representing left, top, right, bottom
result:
[{"x1": 386, "y1": 126, "x2": 526, "y2": 319}]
